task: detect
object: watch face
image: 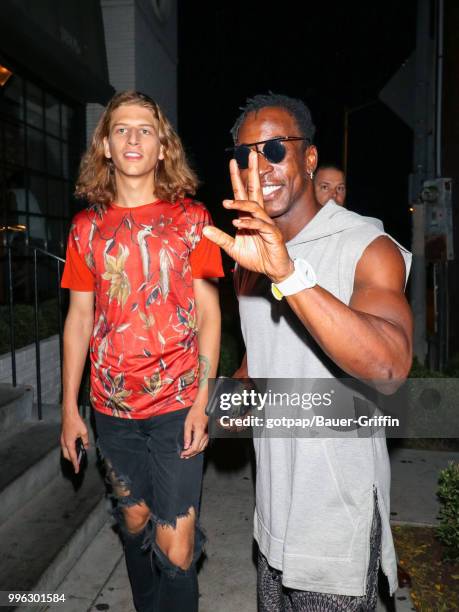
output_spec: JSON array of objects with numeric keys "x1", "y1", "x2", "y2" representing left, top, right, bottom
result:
[
  {"x1": 271, "y1": 258, "x2": 317, "y2": 299},
  {"x1": 295, "y1": 258, "x2": 317, "y2": 286}
]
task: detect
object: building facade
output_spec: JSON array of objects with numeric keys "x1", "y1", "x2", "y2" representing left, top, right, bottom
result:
[{"x1": 1, "y1": 0, "x2": 177, "y2": 257}]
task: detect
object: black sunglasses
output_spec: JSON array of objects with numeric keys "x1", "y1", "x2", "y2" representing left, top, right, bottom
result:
[{"x1": 226, "y1": 136, "x2": 309, "y2": 169}]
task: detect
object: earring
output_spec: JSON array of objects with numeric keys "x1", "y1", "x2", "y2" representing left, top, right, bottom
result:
[{"x1": 309, "y1": 170, "x2": 314, "y2": 180}]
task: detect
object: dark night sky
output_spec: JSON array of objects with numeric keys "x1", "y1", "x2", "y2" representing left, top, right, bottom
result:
[{"x1": 178, "y1": 1, "x2": 417, "y2": 248}]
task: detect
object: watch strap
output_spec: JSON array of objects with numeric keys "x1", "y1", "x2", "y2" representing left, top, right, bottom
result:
[{"x1": 271, "y1": 258, "x2": 317, "y2": 300}]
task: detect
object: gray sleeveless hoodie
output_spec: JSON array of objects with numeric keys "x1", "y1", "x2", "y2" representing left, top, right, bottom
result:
[{"x1": 236, "y1": 202, "x2": 411, "y2": 596}]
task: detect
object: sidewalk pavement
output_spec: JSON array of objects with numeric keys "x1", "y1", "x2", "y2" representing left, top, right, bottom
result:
[{"x1": 55, "y1": 443, "x2": 459, "y2": 612}]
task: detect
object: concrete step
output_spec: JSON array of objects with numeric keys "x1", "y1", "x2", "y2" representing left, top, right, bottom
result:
[
  {"x1": 51, "y1": 521, "x2": 124, "y2": 612},
  {"x1": 0, "y1": 421, "x2": 61, "y2": 526},
  {"x1": 0, "y1": 447, "x2": 107, "y2": 612},
  {"x1": 31, "y1": 402, "x2": 61, "y2": 422},
  {"x1": 0, "y1": 383, "x2": 33, "y2": 431}
]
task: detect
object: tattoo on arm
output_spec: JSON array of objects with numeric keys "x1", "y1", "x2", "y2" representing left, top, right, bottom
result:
[{"x1": 199, "y1": 354, "x2": 211, "y2": 388}]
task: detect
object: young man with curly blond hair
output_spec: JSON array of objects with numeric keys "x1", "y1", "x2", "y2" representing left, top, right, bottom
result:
[{"x1": 60, "y1": 90, "x2": 223, "y2": 612}]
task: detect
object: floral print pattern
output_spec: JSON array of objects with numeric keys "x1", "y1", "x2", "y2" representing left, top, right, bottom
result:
[
  {"x1": 102, "y1": 244, "x2": 131, "y2": 307},
  {"x1": 63, "y1": 199, "x2": 222, "y2": 419}
]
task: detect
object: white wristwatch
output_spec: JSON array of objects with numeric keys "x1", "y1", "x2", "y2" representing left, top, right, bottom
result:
[{"x1": 271, "y1": 258, "x2": 317, "y2": 300}]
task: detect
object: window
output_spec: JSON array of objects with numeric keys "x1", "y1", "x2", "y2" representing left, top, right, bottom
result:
[{"x1": 0, "y1": 72, "x2": 84, "y2": 256}]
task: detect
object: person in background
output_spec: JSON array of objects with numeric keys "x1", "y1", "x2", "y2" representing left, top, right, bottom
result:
[{"x1": 314, "y1": 163, "x2": 346, "y2": 206}]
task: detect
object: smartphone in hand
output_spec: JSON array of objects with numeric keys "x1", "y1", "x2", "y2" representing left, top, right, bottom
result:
[{"x1": 75, "y1": 437, "x2": 87, "y2": 468}]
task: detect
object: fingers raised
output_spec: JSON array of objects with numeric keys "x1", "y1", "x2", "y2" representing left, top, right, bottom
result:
[
  {"x1": 230, "y1": 158, "x2": 247, "y2": 201},
  {"x1": 247, "y1": 151, "x2": 264, "y2": 208},
  {"x1": 223, "y1": 199, "x2": 274, "y2": 224},
  {"x1": 233, "y1": 217, "x2": 278, "y2": 235}
]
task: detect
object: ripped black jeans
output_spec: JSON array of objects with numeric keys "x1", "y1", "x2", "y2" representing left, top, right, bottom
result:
[{"x1": 95, "y1": 408, "x2": 204, "y2": 612}]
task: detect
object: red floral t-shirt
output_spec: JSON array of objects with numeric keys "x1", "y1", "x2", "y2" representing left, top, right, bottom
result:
[{"x1": 61, "y1": 199, "x2": 224, "y2": 419}]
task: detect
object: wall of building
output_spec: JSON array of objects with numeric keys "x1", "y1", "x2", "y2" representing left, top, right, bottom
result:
[
  {"x1": 0, "y1": 0, "x2": 113, "y2": 106},
  {"x1": 85, "y1": 0, "x2": 177, "y2": 143},
  {"x1": 443, "y1": 0, "x2": 459, "y2": 360},
  {"x1": 0, "y1": 336, "x2": 61, "y2": 404},
  {"x1": 135, "y1": 0, "x2": 178, "y2": 125},
  {"x1": 101, "y1": 0, "x2": 137, "y2": 92}
]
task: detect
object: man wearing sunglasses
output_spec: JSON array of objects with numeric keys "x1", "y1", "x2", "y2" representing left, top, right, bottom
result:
[{"x1": 204, "y1": 93, "x2": 413, "y2": 611}]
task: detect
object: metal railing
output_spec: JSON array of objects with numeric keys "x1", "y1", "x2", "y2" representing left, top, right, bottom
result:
[{"x1": 3, "y1": 245, "x2": 65, "y2": 419}]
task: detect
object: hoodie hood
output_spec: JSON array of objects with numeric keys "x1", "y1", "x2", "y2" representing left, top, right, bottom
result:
[
  {"x1": 287, "y1": 201, "x2": 378, "y2": 246},
  {"x1": 286, "y1": 200, "x2": 411, "y2": 287}
]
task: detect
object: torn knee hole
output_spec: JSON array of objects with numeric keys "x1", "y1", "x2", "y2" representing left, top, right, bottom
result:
[
  {"x1": 123, "y1": 507, "x2": 151, "y2": 534},
  {"x1": 154, "y1": 512, "x2": 197, "y2": 571},
  {"x1": 156, "y1": 542, "x2": 194, "y2": 571},
  {"x1": 125, "y1": 519, "x2": 150, "y2": 535},
  {"x1": 125, "y1": 522, "x2": 149, "y2": 536},
  {"x1": 173, "y1": 558, "x2": 193, "y2": 571},
  {"x1": 172, "y1": 551, "x2": 193, "y2": 571},
  {"x1": 104, "y1": 460, "x2": 132, "y2": 499}
]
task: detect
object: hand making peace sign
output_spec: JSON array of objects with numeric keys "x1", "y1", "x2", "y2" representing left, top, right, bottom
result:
[{"x1": 203, "y1": 151, "x2": 294, "y2": 284}]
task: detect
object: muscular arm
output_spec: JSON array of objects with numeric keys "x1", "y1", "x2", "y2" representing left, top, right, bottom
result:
[
  {"x1": 181, "y1": 278, "x2": 221, "y2": 457},
  {"x1": 61, "y1": 290, "x2": 94, "y2": 472},
  {"x1": 286, "y1": 236, "x2": 413, "y2": 388}
]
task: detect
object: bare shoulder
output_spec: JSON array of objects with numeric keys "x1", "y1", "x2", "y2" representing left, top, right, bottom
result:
[{"x1": 355, "y1": 236, "x2": 407, "y2": 292}]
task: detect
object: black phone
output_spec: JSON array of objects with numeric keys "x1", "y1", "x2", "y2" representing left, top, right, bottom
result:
[{"x1": 75, "y1": 437, "x2": 87, "y2": 466}]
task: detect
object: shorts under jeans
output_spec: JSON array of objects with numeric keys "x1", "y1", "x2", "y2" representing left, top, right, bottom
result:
[{"x1": 94, "y1": 408, "x2": 204, "y2": 536}]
